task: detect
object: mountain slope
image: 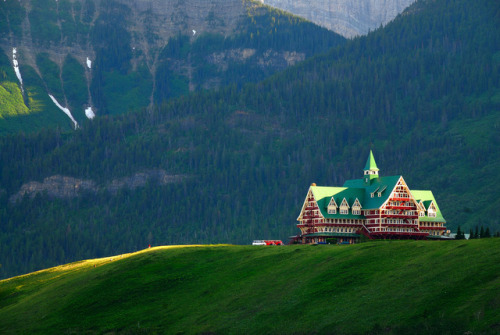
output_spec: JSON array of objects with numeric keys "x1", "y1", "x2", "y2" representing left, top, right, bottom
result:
[
  {"x1": 0, "y1": 0, "x2": 498, "y2": 279},
  {"x1": 0, "y1": 240, "x2": 499, "y2": 334},
  {"x1": 0, "y1": 0, "x2": 344, "y2": 134},
  {"x1": 261, "y1": 0, "x2": 417, "y2": 37}
]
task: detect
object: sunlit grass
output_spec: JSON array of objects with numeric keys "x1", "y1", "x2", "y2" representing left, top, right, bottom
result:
[{"x1": 0, "y1": 240, "x2": 499, "y2": 334}]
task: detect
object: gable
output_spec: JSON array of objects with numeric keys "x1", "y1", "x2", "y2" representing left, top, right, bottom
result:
[
  {"x1": 340, "y1": 198, "x2": 350, "y2": 208},
  {"x1": 352, "y1": 198, "x2": 362, "y2": 208},
  {"x1": 411, "y1": 190, "x2": 446, "y2": 223},
  {"x1": 327, "y1": 197, "x2": 338, "y2": 208},
  {"x1": 297, "y1": 188, "x2": 315, "y2": 221}
]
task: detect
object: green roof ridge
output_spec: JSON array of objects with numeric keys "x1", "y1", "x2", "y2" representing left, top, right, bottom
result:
[{"x1": 364, "y1": 150, "x2": 379, "y2": 171}]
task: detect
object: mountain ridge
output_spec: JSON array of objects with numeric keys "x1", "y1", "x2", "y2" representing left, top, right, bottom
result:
[
  {"x1": 0, "y1": 0, "x2": 343, "y2": 133},
  {"x1": 261, "y1": 0, "x2": 417, "y2": 37}
]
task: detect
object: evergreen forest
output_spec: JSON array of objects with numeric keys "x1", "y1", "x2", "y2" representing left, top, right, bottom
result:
[{"x1": 0, "y1": 0, "x2": 499, "y2": 279}]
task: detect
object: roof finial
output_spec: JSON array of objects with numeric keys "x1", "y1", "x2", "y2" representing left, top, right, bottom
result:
[
  {"x1": 364, "y1": 150, "x2": 379, "y2": 171},
  {"x1": 363, "y1": 150, "x2": 379, "y2": 183}
]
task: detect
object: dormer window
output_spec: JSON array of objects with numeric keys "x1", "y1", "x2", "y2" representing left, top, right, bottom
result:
[
  {"x1": 427, "y1": 202, "x2": 437, "y2": 217},
  {"x1": 327, "y1": 197, "x2": 338, "y2": 215},
  {"x1": 352, "y1": 198, "x2": 362, "y2": 215},
  {"x1": 339, "y1": 198, "x2": 350, "y2": 215},
  {"x1": 378, "y1": 185, "x2": 387, "y2": 197}
]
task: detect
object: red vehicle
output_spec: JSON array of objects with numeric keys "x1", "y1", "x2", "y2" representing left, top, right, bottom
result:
[
  {"x1": 265, "y1": 240, "x2": 284, "y2": 245},
  {"x1": 252, "y1": 240, "x2": 284, "y2": 245}
]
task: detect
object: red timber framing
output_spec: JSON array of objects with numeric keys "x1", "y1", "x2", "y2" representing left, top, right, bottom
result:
[
  {"x1": 297, "y1": 189, "x2": 323, "y2": 238},
  {"x1": 363, "y1": 177, "x2": 428, "y2": 240},
  {"x1": 293, "y1": 152, "x2": 447, "y2": 244}
]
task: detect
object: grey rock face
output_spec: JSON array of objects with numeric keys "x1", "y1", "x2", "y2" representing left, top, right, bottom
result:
[
  {"x1": 260, "y1": 0, "x2": 417, "y2": 37},
  {"x1": 9, "y1": 170, "x2": 187, "y2": 202}
]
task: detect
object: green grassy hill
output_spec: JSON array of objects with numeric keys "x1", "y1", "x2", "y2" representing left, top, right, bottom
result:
[{"x1": 1, "y1": 239, "x2": 499, "y2": 334}]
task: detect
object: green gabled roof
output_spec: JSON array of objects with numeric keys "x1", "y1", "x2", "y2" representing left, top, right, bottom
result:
[
  {"x1": 422, "y1": 200, "x2": 432, "y2": 210},
  {"x1": 364, "y1": 150, "x2": 379, "y2": 171},
  {"x1": 411, "y1": 190, "x2": 446, "y2": 223},
  {"x1": 310, "y1": 186, "x2": 365, "y2": 219},
  {"x1": 342, "y1": 175, "x2": 402, "y2": 210}
]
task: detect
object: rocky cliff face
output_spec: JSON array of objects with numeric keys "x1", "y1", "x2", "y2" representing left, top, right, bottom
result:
[
  {"x1": 0, "y1": 0, "x2": 343, "y2": 133},
  {"x1": 9, "y1": 170, "x2": 187, "y2": 203},
  {"x1": 260, "y1": 0, "x2": 417, "y2": 37}
]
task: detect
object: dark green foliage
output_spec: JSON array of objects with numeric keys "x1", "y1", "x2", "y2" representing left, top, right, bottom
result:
[
  {"x1": 236, "y1": 5, "x2": 342, "y2": 56},
  {"x1": 455, "y1": 226, "x2": 464, "y2": 240},
  {"x1": 36, "y1": 53, "x2": 64, "y2": 102},
  {"x1": 160, "y1": 34, "x2": 191, "y2": 59},
  {"x1": 29, "y1": 0, "x2": 61, "y2": 47},
  {"x1": 326, "y1": 237, "x2": 337, "y2": 244},
  {"x1": 102, "y1": 66, "x2": 152, "y2": 115},
  {"x1": 2, "y1": 64, "x2": 75, "y2": 133},
  {"x1": 89, "y1": 1, "x2": 135, "y2": 114},
  {"x1": 91, "y1": 1, "x2": 132, "y2": 74},
  {"x1": 81, "y1": 0, "x2": 95, "y2": 24},
  {"x1": 153, "y1": 11, "x2": 345, "y2": 101},
  {"x1": 0, "y1": 0, "x2": 25, "y2": 38},
  {"x1": 484, "y1": 227, "x2": 491, "y2": 238},
  {"x1": 62, "y1": 54, "x2": 88, "y2": 121},
  {"x1": 154, "y1": 63, "x2": 189, "y2": 104}
]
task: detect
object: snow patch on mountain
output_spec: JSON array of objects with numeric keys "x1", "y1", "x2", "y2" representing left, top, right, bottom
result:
[
  {"x1": 48, "y1": 94, "x2": 79, "y2": 129},
  {"x1": 12, "y1": 48, "x2": 24, "y2": 93},
  {"x1": 85, "y1": 107, "x2": 95, "y2": 119}
]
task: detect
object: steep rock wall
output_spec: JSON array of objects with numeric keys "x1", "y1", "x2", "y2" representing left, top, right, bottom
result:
[{"x1": 260, "y1": 0, "x2": 417, "y2": 37}]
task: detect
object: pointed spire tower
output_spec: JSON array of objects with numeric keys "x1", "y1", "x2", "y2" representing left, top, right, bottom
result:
[{"x1": 363, "y1": 150, "x2": 379, "y2": 184}]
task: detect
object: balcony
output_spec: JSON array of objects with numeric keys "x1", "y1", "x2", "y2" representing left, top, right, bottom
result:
[{"x1": 385, "y1": 205, "x2": 416, "y2": 210}]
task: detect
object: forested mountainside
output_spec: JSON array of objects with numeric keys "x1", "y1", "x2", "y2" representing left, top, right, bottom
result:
[
  {"x1": 0, "y1": 0, "x2": 499, "y2": 279},
  {"x1": 261, "y1": 0, "x2": 416, "y2": 38},
  {"x1": 0, "y1": 0, "x2": 343, "y2": 134}
]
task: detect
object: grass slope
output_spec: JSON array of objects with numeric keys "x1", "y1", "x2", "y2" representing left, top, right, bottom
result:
[{"x1": 0, "y1": 239, "x2": 499, "y2": 334}]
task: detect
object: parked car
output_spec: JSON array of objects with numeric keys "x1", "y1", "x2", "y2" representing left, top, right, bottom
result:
[{"x1": 252, "y1": 240, "x2": 284, "y2": 245}]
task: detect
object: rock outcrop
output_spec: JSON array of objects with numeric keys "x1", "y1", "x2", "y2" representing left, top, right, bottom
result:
[
  {"x1": 260, "y1": 0, "x2": 417, "y2": 37},
  {"x1": 9, "y1": 170, "x2": 187, "y2": 203}
]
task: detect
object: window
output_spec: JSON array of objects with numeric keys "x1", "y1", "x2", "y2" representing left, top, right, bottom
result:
[
  {"x1": 340, "y1": 208, "x2": 348, "y2": 215},
  {"x1": 328, "y1": 208, "x2": 336, "y2": 214},
  {"x1": 352, "y1": 209, "x2": 361, "y2": 215}
]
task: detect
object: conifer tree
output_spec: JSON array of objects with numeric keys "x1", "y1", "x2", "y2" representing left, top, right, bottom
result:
[
  {"x1": 474, "y1": 226, "x2": 479, "y2": 239},
  {"x1": 455, "y1": 226, "x2": 464, "y2": 240},
  {"x1": 469, "y1": 229, "x2": 474, "y2": 239},
  {"x1": 484, "y1": 227, "x2": 491, "y2": 238},
  {"x1": 480, "y1": 226, "x2": 485, "y2": 239}
]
